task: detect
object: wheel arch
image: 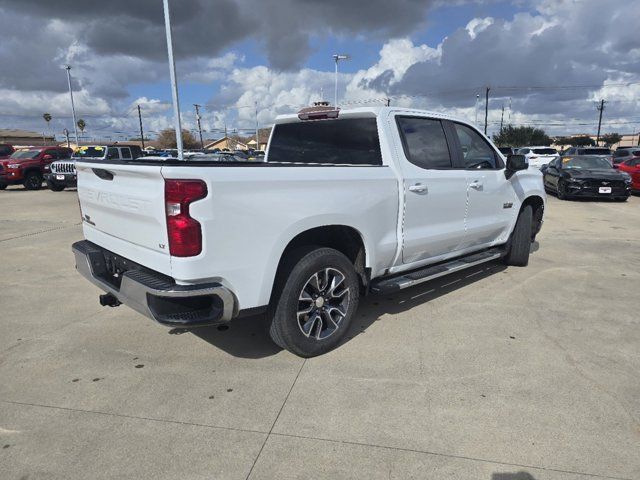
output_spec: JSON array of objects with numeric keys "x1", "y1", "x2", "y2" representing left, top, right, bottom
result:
[{"x1": 521, "y1": 195, "x2": 545, "y2": 238}]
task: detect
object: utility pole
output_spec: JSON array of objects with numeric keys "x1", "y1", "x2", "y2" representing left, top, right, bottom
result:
[
  {"x1": 162, "y1": 0, "x2": 184, "y2": 160},
  {"x1": 385, "y1": 98, "x2": 391, "y2": 107},
  {"x1": 508, "y1": 97, "x2": 512, "y2": 125},
  {"x1": 596, "y1": 99, "x2": 606, "y2": 145},
  {"x1": 64, "y1": 65, "x2": 80, "y2": 147},
  {"x1": 194, "y1": 104, "x2": 204, "y2": 149},
  {"x1": 500, "y1": 104, "x2": 505, "y2": 131},
  {"x1": 333, "y1": 54, "x2": 349, "y2": 107},
  {"x1": 254, "y1": 101, "x2": 259, "y2": 151},
  {"x1": 484, "y1": 87, "x2": 490, "y2": 135},
  {"x1": 137, "y1": 105, "x2": 145, "y2": 150}
]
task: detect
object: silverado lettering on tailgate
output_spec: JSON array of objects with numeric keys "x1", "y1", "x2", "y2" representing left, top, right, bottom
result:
[{"x1": 80, "y1": 188, "x2": 151, "y2": 213}]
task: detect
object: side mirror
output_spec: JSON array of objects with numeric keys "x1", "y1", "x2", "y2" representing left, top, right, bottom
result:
[
  {"x1": 42, "y1": 154, "x2": 53, "y2": 161},
  {"x1": 505, "y1": 154, "x2": 528, "y2": 179}
]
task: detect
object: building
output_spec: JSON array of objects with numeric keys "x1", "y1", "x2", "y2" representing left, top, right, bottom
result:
[
  {"x1": 0, "y1": 129, "x2": 55, "y2": 147},
  {"x1": 204, "y1": 136, "x2": 248, "y2": 151}
]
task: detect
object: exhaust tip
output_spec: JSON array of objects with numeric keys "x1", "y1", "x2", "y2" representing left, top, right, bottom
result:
[{"x1": 99, "y1": 293, "x2": 121, "y2": 308}]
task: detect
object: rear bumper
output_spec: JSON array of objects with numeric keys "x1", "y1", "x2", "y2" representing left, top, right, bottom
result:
[{"x1": 72, "y1": 240, "x2": 237, "y2": 327}]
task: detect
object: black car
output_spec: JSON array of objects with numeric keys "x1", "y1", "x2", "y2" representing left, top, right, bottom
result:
[{"x1": 543, "y1": 155, "x2": 631, "y2": 201}]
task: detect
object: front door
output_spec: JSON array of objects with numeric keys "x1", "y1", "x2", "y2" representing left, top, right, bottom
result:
[
  {"x1": 448, "y1": 121, "x2": 515, "y2": 249},
  {"x1": 393, "y1": 115, "x2": 469, "y2": 264}
]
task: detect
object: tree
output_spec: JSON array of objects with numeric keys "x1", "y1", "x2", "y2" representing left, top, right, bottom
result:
[
  {"x1": 493, "y1": 125, "x2": 551, "y2": 147},
  {"x1": 43, "y1": 113, "x2": 52, "y2": 130},
  {"x1": 600, "y1": 133, "x2": 622, "y2": 147},
  {"x1": 570, "y1": 136, "x2": 595, "y2": 147},
  {"x1": 77, "y1": 118, "x2": 86, "y2": 134},
  {"x1": 156, "y1": 128, "x2": 199, "y2": 149}
]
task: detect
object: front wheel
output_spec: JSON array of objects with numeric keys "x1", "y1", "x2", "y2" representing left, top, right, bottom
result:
[
  {"x1": 269, "y1": 247, "x2": 360, "y2": 357},
  {"x1": 504, "y1": 205, "x2": 533, "y2": 267},
  {"x1": 48, "y1": 182, "x2": 65, "y2": 192},
  {"x1": 615, "y1": 196, "x2": 629, "y2": 202},
  {"x1": 0, "y1": 183, "x2": 7, "y2": 190},
  {"x1": 23, "y1": 172, "x2": 43, "y2": 190},
  {"x1": 556, "y1": 181, "x2": 567, "y2": 200}
]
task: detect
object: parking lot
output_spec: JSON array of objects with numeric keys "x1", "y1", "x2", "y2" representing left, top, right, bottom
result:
[{"x1": 1, "y1": 188, "x2": 639, "y2": 480}]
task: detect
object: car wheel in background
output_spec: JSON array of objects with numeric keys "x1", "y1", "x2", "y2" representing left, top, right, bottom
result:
[
  {"x1": 614, "y1": 196, "x2": 628, "y2": 202},
  {"x1": 503, "y1": 205, "x2": 532, "y2": 267},
  {"x1": 47, "y1": 182, "x2": 65, "y2": 192},
  {"x1": 0, "y1": 183, "x2": 6, "y2": 190},
  {"x1": 269, "y1": 246, "x2": 360, "y2": 357},
  {"x1": 23, "y1": 172, "x2": 43, "y2": 190},
  {"x1": 557, "y1": 181, "x2": 568, "y2": 200}
]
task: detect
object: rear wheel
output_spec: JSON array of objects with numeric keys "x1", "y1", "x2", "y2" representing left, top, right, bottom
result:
[
  {"x1": 269, "y1": 247, "x2": 359, "y2": 357},
  {"x1": 23, "y1": 172, "x2": 43, "y2": 190},
  {"x1": 504, "y1": 205, "x2": 532, "y2": 267},
  {"x1": 0, "y1": 183, "x2": 7, "y2": 190}
]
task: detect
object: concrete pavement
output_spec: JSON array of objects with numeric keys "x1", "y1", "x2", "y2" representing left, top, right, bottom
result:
[{"x1": 1, "y1": 186, "x2": 639, "y2": 479}]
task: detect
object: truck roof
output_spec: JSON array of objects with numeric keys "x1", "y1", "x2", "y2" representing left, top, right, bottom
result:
[{"x1": 274, "y1": 106, "x2": 474, "y2": 126}]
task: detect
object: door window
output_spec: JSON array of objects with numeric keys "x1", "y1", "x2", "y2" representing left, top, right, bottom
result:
[
  {"x1": 119, "y1": 147, "x2": 132, "y2": 159},
  {"x1": 452, "y1": 123, "x2": 500, "y2": 169},
  {"x1": 107, "y1": 148, "x2": 120, "y2": 160},
  {"x1": 396, "y1": 117, "x2": 452, "y2": 169}
]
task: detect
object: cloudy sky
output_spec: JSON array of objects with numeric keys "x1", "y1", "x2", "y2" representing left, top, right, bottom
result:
[{"x1": 1, "y1": 0, "x2": 639, "y2": 142}]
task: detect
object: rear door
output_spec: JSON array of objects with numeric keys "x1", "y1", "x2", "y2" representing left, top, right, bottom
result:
[
  {"x1": 448, "y1": 121, "x2": 515, "y2": 250},
  {"x1": 393, "y1": 115, "x2": 468, "y2": 264},
  {"x1": 76, "y1": 161, "x2": 171, "y2": 270}
]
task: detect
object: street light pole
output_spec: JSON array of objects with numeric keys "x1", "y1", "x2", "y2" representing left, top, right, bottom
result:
[
  {"x1": 64, "y1": 65, "x2": 79, "y2": 147},
  {"x1": 333, "y1": 54, "x2": 350, "y2": 107},
  {"x1": 254, "y1": 101, "x2": 259, "y2": 151},
  {"x1": 162, "y1": 0, "x2": 184, "y2": 160},
  {"x1": 474, "y1": 94, "x2": 480, "y2": 125}
]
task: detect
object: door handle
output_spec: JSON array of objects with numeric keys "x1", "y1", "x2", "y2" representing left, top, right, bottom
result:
[
  {"x1": 469, "y1": 180, "x2": 483, "y2": 191},
  {"x1": 408, "y1": 183, "x2": 428, "y2": 194}
]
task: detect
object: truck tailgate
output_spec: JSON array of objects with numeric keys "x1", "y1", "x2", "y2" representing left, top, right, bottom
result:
[{"x1": 76, "y1": 162, "x2": 171, "y2": 272}]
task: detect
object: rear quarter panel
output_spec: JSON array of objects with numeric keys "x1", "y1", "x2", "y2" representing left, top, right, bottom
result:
[{"x1": 160, "y1": 165, "x2": 399, "y2": 310}]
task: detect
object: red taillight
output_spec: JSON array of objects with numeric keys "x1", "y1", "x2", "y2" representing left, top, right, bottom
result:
[{"x1": 164, "y1": 179, "x2": 207, "y2": 257}]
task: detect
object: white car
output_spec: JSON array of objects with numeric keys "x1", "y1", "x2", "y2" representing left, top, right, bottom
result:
[
  {"x1": 516, "y1": 146, "x2": 560, "y2": 169},
  {"x1": 72, "y1": 106, "x2": 546, "y2": 357}
]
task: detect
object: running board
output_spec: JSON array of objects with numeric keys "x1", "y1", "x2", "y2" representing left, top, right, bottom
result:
[{"x1": 370, "y1": 248, "x2": 505, "y2": 294}]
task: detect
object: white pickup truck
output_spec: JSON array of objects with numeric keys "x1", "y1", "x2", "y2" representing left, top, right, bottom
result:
[{"x1": 72, "y1": 106, "x2": 545, "y2": 357}]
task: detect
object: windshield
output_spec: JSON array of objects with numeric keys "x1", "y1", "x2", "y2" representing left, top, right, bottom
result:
[
  {"x1": 72, "y1": 146, "x2": 107, "y2": 159},
  {"x1": 578, "y1": 148, "x2": 611, "y2": 155},
  {"x1": 533, "y1": 148, "x2": 557, "y2": 155},
  {"x1": 10, "y1": 149, "x2": 40, "y2": 159},
  {"x1": 563, "y1": 156, "x2": 612, "y2": 169}
]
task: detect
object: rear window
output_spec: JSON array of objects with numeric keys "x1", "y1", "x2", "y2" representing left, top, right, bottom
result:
[
  {"x1": 268, "y1": 118, "x2": 382, "y2": 165},
  {"x1": 533, "y1": 148, "x2": 557, "y2": 155},
  {"x1": 579, "y1": 148, "x2": 611, "y2": 155}
]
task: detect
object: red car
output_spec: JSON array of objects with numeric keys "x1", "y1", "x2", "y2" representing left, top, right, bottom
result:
[
  {"x1": 617, "y1": 156, "x2": 640, "y2": 193},
  {"x1": 0, "y1": 146, "x2": 72, "y2": 190}
]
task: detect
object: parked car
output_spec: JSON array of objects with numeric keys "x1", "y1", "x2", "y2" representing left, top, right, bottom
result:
[
  {"x1": 562, "y1": 147, "x2": 613, "y2": 165},
  {"x1": 516, "y1": 146, "x2": 559, "y2": 169},
  {"x1": 617, "y1": 158, "x2": 640, "y2": 193},
  {"x1": 46, "y1": 145, "x2": 143, "y2": 191},
  {"x1": 71, "y1": 106, "x2": 545, "y2": 357},
  {"x1": 0, "y1": 146, "x2": 72, "y2": 190},
  {"x1": 0, "y1": 144, "x2": 15, "y2": 160},
  {"x1": 498, "y1": 147, "x2": 515, "y2": 156},
  {"x1": 542, "y1": 155, "x2": 631, "y2": 201},
  {"x1": 612, "y1": 147, "x2": 640, "y2": 166}
]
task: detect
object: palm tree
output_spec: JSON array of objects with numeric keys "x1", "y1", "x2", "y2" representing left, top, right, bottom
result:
[
  {"x1": 77, "y1": 118, "x2": 86, "y2": 142},
  {"x1": 43, "y1": 113, "x2": 52, "y2": 140}
]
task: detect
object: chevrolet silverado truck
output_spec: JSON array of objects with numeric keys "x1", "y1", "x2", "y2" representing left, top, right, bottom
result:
[{"x1": 72, "y1": 106, "x2": 545, "y2": 357}]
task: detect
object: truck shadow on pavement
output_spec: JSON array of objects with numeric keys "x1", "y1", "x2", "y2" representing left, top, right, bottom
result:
[
  {"x1": 492, "y1": 473, "x2": 536, "y2": 480},
  {"x1": 187, "y1": 258, "x2": 514, "y2": 359}
]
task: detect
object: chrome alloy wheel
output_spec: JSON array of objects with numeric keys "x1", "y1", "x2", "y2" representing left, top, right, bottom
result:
[{"x1": 297, "y1": 267, "x2": 350, "y2": 340}]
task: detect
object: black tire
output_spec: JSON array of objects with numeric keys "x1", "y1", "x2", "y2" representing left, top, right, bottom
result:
[
  {"x1": 269, "y1": 246, "x2": 360, "y2": 357},
  {"x1": 23, "y1": 171, "x2": 43, "y2": 190},
  {"x1": 0, "y1": 183, "x2": 7, "y2": 190},
  {"x1": 615, "y1": 196, "x2": 628, "y2": 202},
  {"x1": 48, "y1": 182, "x2": 65, "y2": 192},
  {"x1": 504, "y1": 205, "x2": 533, "y2": 267},
  {"x1": 556, "y1": 181, "x2": 567, "y2": 200}
]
